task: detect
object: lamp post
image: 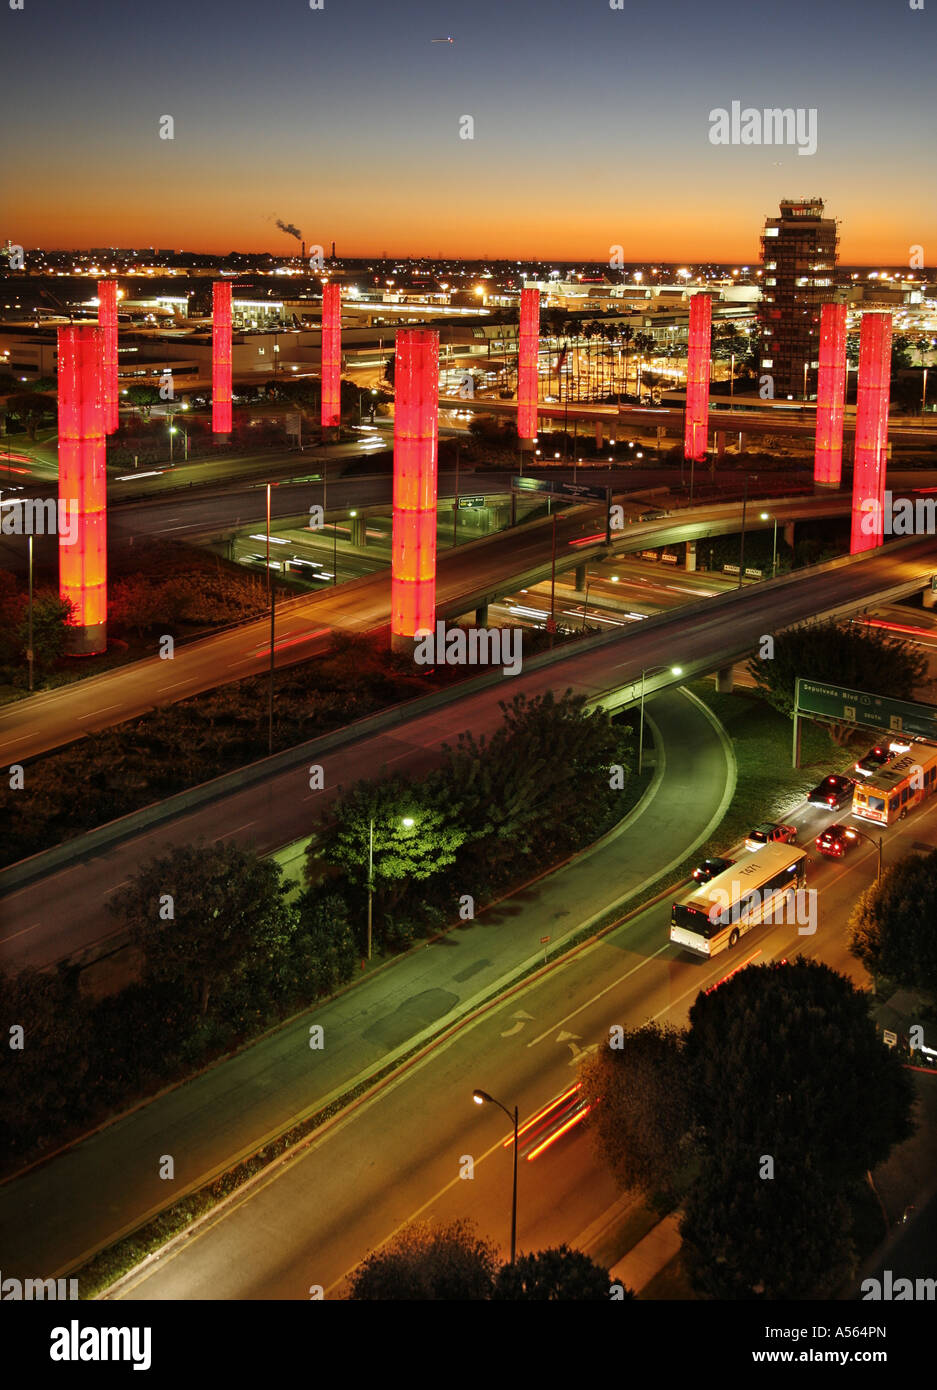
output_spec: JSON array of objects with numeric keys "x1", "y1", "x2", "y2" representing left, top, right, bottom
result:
[
  {"x1": 367, "y1": 815, "x2": 415, "y2": 960},
  {"x1": 760, "y1": 511, "x2": 778, "y2": 578},
  {"x1": 737, "y1": 474, "x2": 749, "y2": 590},
  {"x1": 472, "y1": 1089, "x2": 518, "y2": 1264},
  {"x1": 26, "y1": 533, "x2": 34, "y2": 693},
  {"x1": 265, "y1": 482, "x2": 271, "y2": 602},
  {"x1": 580, "y1": 576, "x2": 591, "y2": 631},
  {"x1": 851, "y1": 827, "x2": 884, "y2": 880},
  {"x1": 637, "y1": 665, "x2": 682, "y2": 775}
]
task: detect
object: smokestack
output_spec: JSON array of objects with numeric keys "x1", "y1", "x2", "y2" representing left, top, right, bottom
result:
[
  {"x1": 331, "y1": 241, "x2": 336, "y2": 260},
  {"x1": 301, "y1": 240, "x2": 305, "y2": 261}
]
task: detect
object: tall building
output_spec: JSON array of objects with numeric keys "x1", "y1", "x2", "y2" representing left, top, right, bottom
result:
[{"x1": 758, "y1": 199, "x2": 838, "y2": 398}]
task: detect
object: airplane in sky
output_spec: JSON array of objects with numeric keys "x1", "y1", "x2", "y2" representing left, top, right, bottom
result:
[{"x1": 431, "y1": 36, "x2": 454, "y2": 43}]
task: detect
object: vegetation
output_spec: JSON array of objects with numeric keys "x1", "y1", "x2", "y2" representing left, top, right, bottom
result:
[
  {"x1": 581, "y1": 960, "x2": 915, "y2": 1299},
  {"x1": 347, "y1": 1221, "x2": 620, "y2": 1300},
  {"x1": 310, "y1": 690, "x2": 633, "y2": 951},
  {"x1": 849, "y1": 848, "x2": 937, "y2": 998},
  {"x1": 0, "y1": 844, "x2": 358, "y2": 1165},
  {"x1": 747, "y1": 618, "x2": 927, "y2": 736}
]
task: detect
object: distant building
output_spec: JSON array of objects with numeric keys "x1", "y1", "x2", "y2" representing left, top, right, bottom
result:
[{"x1": 758, "y1": 198, "x2": 839, "y2": 397}]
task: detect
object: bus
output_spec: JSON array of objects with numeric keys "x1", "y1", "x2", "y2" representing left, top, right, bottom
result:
[
  {"x1": 851, "y1": 742, "x2": 937, "y2": 826},
  {"x1": 670, "y1": 844, "x2": 808, "y2": 958}
]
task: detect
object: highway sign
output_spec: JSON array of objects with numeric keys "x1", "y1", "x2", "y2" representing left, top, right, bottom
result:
[
  {"x1": 512, "y1": 476, "x2": 609, "y2": 503},
  {"x1": 795, "y1": 679, "x2": 937, "y2": 740},
  {"x1": 458, "y1": 495, "x2": 485, "y2": 509}
]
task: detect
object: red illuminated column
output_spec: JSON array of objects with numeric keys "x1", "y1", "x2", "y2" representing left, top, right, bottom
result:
[
  {"x1": 684, "y1": 293, "x2": 711, "y2": 462},
  {"x1": 212, "y1": 280, "x2": 232, "y2": 434},
  {"x1": 97, "y1": 280, "x2": 119, "y2": 434},
  {"x1": 850, "y1": 313, "x2": 893, "y2": 554},
  {"x1": 814, "y1": 302, "x2": 847, "y2": 488},
  {"x1": 57, "y1": 325, "x2": 107, "y2": 655},
  {"x1": 517, "y1": 287, "x2": 540, "y2": 445},
  {"x1": 391, "y1": 330, "x2": 439, "y2": 651},
  {"x1": 321, "y1": 282, "x2": 341, "y2": 430}
]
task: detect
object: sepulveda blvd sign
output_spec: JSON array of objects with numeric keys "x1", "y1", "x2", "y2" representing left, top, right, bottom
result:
[{"x1": 795, "y1": 678, "x2": 937, "y2": 741}]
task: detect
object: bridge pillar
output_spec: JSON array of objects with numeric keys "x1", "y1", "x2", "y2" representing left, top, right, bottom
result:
[
  {"x1": 595, "y1": 421, "x2": 604, "y2": 448},
  {"x1": 714, "y1": 664, "x2": 734, "y2": 693},
  {"x1": 656, "y1": 426, "x2": 664, "y2": 449},
  {"x1": 475, "y1": 602, "x2": 489, "y2": 626},
  {"x1": 738, "y1": 432, "x2": 749, "y2": 451},
  {"x1": 575, "y1": 562, "x2": 587, "y2": 590},
  {"x1": 783, "y1": 521, "x2": 795, "y2": 549},
  {"x1": 686, "y1": 540, "x2": 697, "y2": 572},
  {"x1": 922, "y1": 587, "x2": 937, "y2": 610},
  {"x1": 715, "y1": 431, "x2": 727, "y2": 459},
  {"x1": 350, "y1": 514, "x2": 366, "y2": 546}
]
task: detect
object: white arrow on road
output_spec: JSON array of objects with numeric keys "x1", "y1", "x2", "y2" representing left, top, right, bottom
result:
[{"x1": 500, "y1": 1010, "x2": 535, "y2": 1038}]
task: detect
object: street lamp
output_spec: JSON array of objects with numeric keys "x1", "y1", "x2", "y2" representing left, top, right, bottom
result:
[
  {"x1": 760, "y1": 511, "x2": 778, "y2": 578},
  {"x1": 637, "y1": 665, "x2": 682, "y2": 775},
  {"x1": 472, "y1": 1089, "x2": 519, "y2": 1264},
  {"x1": 367, "y1": 815, "x2": 415, "y2": 960},
  {"x1": 850, "y1": 826, "x2": 884, "y2": 880}
]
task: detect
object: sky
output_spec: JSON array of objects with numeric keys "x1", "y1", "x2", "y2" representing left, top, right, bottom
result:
[{"x1": 2, "y1": 0, "x2": 935, "y2": 265}]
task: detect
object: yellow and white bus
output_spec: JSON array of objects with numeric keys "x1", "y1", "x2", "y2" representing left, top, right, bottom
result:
[
  {"x1": 670, "y1": 844, "x2": 808, "y2": 958},
  {"x1": 851, "y1": 743, "x2": 937, "y2": 826}
]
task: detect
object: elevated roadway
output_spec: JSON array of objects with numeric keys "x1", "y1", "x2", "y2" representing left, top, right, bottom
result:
[
  {"x1": 0, "y1": 491, "x2": 861, "y2": 766},
  {"x1": 2, "y1": 533, "x2": 936, "y2": 973}
]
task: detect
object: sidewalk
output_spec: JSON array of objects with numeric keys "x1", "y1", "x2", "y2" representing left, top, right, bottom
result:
[{"x1": 0, "y1": 685, "x2": 734, "y2": 1280}]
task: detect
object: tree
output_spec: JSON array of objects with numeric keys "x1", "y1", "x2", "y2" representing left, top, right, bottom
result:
[
  {"x1": 848, "y1": 849, "x2": 937, "y2": 996},
  {"x1": 383, "y1": 350, "x2": 396, "y2": 388},
  {"x1": 5, "y1": 392, "x2": 55, "y2": 440},
  {"x1": 685, "y1": 960, "x2": 915, "y2": 1188},
  {"x1": 124, "y1": 384, "x2": 161, "y2": 417},
  {"x1": 109, "y1": 841, "x2": 297, "y2": 1016},
  {"x1": 0, "y1": 965, "x2": 92, "y2": 1161},
  {"x1": 579, "y1": 1023, "x2": 693, "y2": 1208},
  {"x1": 747, "y1": 618, "x2": 927, "y2": 736},
  {"x1": 491, "y1": 1245, "x2": 620, "y2": 1300},
  {"x1": 16, "y1": 592, "x2": 73, "y2": 674},
  {"x1": 310, "y1": 774, "x2": 467, "y2": 945},
  {"x1": 680, "y1": 1154, "x2": 856, "y2": 1299},
  {"x1": 291, "y1": 889, "x2": 358, "y2": 996},
  {"x1": 348, "y1": 1219, "x2": 497, "y2": 1299}
]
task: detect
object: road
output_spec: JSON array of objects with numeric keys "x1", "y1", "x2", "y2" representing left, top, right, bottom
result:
[
  {"x1": 3, "y1": 532, "x2": 935, "y2": 969},
  {"x1": 0, "y1": 491, "x2": 866, "y2": 766},
  {"x1": 0, "y1": 686, "x2": 732, "y2": 1278},
  {"x1": 108, "y1": 794, "x2": 937, "y2": 1300}
]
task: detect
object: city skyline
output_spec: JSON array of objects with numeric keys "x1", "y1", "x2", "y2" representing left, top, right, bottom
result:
[{"x1": 3, "y1": 0, "x2": 934, "y2": 263}]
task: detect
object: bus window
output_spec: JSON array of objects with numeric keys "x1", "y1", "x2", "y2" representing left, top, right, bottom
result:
[
  {"x1": 901, "y1": 787, "x2": 910, "y2": 804},
  {"x1": 869, "y1": 796, "x2": 886, "y2": 813}
]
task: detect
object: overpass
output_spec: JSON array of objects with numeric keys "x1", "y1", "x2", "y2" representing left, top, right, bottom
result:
[
  {"x1": 0, "y1": 489, "x2": 865, "y2": 766},
  {"x1": 439, "y1": 394, "x2": 937, "y2": 449},
  {"x1": 3, "y1": 532, "x2": 936, "y2": 971}
]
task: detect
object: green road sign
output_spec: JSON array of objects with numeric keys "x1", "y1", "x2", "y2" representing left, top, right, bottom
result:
[
  {"x1": 458, "y1": 495, "x2": 485, "y2": 509},
  {"x1": 795, "y1": 678, "x2": 937, "y2": 741}
]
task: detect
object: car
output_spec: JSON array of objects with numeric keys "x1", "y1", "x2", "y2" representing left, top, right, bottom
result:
[
  {"x1": 807, "y1": 773, "x2": 855, "y2": 810},
  {"x1": 745, "y1": 822, "x2": 798, "y2": 852},
  {"x1": 854, "y1": 745, "x2": 892, "y2": 777},
  {"x1": 691, "y1": 856, "x2": 736, "y2": 884},
  {"x1": 815, "y1": 823, "x2": 860, "y2": 858}
]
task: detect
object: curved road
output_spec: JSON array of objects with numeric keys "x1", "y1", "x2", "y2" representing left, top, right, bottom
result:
[{"x1": 0, "y1": 686, "x2": 732, "y2": 1281}]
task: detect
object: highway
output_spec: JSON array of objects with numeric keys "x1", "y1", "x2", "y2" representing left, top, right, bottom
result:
[
  {"x1": 0, "y1": 490, "x2": 860, "y2": 766},
  {"x1": 440, "y1": 394, "x2": 937, "y2": 448},
  {"x1": 2, "y1": 532, "x2": 935, "y2": 972},
  {"x1": 107, "y1": 794, "x2": 936, "y2": 1300},
  {"x1": 0, "y1": 686, "x2": 732, "y2": 1276}
]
